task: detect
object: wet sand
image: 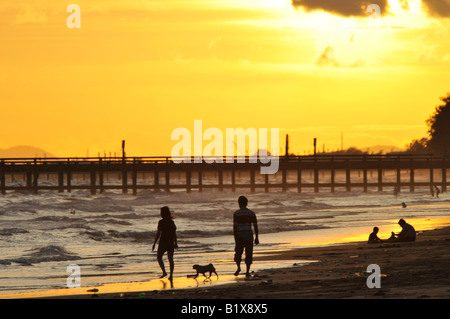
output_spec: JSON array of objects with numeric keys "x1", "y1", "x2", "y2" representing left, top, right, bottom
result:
[{"x1": 36, "y1": 225, "x2": 450, "y2": 299}]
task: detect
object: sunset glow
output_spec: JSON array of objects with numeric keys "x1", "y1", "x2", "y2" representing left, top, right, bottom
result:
[{"x1": 1, "y1": 0, "x2": 449, "y2": 157}]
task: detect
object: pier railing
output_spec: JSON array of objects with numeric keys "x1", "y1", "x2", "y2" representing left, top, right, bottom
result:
[{"x1": 0, "y1": 153, "x2": 439, "y2": 164}]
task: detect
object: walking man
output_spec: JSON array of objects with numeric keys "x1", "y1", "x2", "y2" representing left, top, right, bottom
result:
[{"x1": 233, "y1": 196, "x2": 259, "y2": 278}]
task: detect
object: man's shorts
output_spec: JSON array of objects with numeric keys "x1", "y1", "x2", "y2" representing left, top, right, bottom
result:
[{"x1": 234, "y1": 237, "x2": 253, "y2": 265}]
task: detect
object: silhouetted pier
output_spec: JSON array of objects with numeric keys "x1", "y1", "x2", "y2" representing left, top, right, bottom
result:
[{"x1": 0, "y1": 154, "x2": 448, "y2": 195}]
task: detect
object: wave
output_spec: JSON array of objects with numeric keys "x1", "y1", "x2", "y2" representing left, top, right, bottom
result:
[
  {"x1": 298, "y1": 200, "x2": 335, "y2": 210},
  {"x1": 90, "y1": 213, "x2": 144, "y2": 220},
  {"x1": 3, "y1": 195, "x2": 134, "y2": 214},
  {"x1": 0, "y1": 228, "x2": 29, "y2": 236},
  {"x1": 254, "y1": 200, "x2": 285, "y2": 207},
  {"x1": 32, "y1": 216, "x2": 85, "y2": 223},
  {"x1": 178, "y1": 229, "x2": 232, "y2": 237},
  {"x1": 81, "y1": 230, "x2": 154, "y2": 242},
  {"x1": 261, "y1": 223, "x2": 328, "y2": 233},
  {"x1": 29, "y1": 216, "x2": 93, "y2": 231},
  {"x1": 0, "y1": 245, "x2": 81, "y2": 266}
]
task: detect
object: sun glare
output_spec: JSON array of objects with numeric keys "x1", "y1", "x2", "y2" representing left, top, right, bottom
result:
[{"x1": 388, "y1": 0, "x2": 422, "y2": 15}]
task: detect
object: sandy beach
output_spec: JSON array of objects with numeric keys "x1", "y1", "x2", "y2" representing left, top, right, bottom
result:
[{"x1": 28, "y1": 225, "x2": 450, "y2": 300}]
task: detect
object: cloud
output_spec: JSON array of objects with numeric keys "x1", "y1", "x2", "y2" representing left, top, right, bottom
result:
[
  {"x1": 421, "y1": 0, "x2": 450, "y2": 17},
  {"x1": 208, "y1": 37, "x2": 222, "y2": 50},
  {"x1": 291, "y1": 0, "x2": 388, "y2": 17},
  {"x1": 316, "y1": 46, "x2": 340, "y2": 67},
  {"x1": 316, "y1": 46, "x2": 365, "y2": 68},
  {"x1": 174, "y1": 53, "x2": 195, "y2": 64},
  {"x1": 292, "y1": 0, "x2": 450, "y2": 18},
  {"x1": 282, "y1": 124, "x2": 425, "y2": 133},
  {"x1": 13, "y1": 3, "x2": 48, "y2": 24}
]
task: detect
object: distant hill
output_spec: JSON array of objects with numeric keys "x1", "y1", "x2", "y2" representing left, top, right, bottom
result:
[{"x1": 0, "y1": 145, "x2": 56, "y2": 158}]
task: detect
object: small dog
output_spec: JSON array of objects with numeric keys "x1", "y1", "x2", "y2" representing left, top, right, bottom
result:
[{"x1": 192, "y1": 263, "x2": 218, "y2": 280}]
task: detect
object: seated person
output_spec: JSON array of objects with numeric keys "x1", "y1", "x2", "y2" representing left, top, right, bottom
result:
[
  {"x1": 395, "y1": 219, "x2": 416, "y2": 242},
  {"x1": 368, "y1": 226, "x2": 383, "y2": 244},
  {"x1": 386, "y1": 231, "x2": 396, "y2": 242}
]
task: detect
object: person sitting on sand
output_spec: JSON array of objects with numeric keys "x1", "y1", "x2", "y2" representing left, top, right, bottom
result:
[
  {"x1": 152, "y1": 206, "x2": 178, "y2": 279},
  {"x1": 386, "y1": 231, "x2": 397, "y2": 242},
  {"x1": 395, "y1": 218, "x2": 416, "y2": 242},
  {"x1": 368, "y1": 227, "x2": 383, "y2": 244}
]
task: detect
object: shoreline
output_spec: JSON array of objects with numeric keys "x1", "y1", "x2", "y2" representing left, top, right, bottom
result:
[
  {"x1": 4, "y1": 223, "x2": 450, "y2": 299},
  {"x1": 129, "y1": 225, "x2": 450, "y2": 299}
]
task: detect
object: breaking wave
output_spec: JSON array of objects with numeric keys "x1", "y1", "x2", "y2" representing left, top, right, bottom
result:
[
  {"x1": 0, "y1": 245, "x2": 81, "y2": 266},
  {"x1": 0, "y1": 228, "x2": 29, "y2": 236}
]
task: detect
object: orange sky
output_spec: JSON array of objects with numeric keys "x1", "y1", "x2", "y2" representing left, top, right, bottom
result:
[{"x1": 1, "y1": 0, "x2": 450, "y2": 157}]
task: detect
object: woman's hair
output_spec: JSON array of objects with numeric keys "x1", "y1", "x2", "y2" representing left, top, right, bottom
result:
[{"x1": 160, "y1": 206, "x2": 172, "y2": 219}]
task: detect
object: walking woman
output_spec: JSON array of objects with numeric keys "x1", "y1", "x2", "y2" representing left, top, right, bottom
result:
[{"x1": 152, "y1": 206, "x2": 178, "y2": 279}]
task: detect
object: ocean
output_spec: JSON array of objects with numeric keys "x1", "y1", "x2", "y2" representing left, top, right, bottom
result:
[{"x1": 1, "y1": 172, "x2": 449, "y2": 297}]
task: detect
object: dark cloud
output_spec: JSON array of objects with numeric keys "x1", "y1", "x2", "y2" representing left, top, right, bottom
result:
[
  {"x1": 291, "y1": 0, "x2": 388, "y2": 17},
  {"x1": 421, "y1": 0, "x2": 450, "y2": 17}
]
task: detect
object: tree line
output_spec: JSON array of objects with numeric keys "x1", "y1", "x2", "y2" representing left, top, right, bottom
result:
[{"x1": 406, "y1": 92, "x2": 450, "y2": 157}]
